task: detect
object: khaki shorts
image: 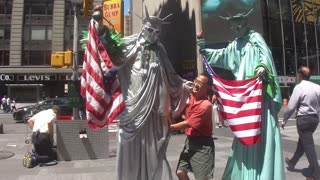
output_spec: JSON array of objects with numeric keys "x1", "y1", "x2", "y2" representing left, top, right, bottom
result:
[{"x1": 177, "y1": 136, "x2": 215, "y2": 180}]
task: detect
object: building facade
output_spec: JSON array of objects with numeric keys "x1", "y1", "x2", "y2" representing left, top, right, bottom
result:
[
  {"x1": 0, "y1": 0, "x2": 102, "y2": 102},
  {"x1": 139, "y1": 0, "x2": 320, "y2": 99},
  {"x1": 263, "y1": 0, "x2": 320, "y2": 98},
  {"x1": 2, "y1": 0, "x2": 320, "y2": 102},
  {"x1": 203, "y1": 0, "x2": 320, "y2": 98}
]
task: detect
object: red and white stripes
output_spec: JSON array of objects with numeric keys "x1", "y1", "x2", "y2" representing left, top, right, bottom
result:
[
  {"x1": 81, "y1": 20, "x2": 125, "y2": 129},
  {"x1": 213, "y1": 75, "x2": 263, "y2": 145}
]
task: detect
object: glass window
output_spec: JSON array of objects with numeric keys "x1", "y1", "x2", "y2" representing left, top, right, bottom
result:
[
  {"x1": 0, "y1": 0, "x2": 12, "y2": 15},
  {"x1": 268, "y1": 0, "x2": 281, "y2": 19},
  {"x1": 295, "y1": 23, "x2": 306, "y2": 48},
  {"x1": 308, "y1": 49, "x2": 319, "y2": 75},
  {"x1": 31, "y1": 26, "x2": 46, "y2": 40},
  {"x1": 24, "y1": 26, "x2": 30, "y2": 41},
  {"x1": 31, "y1": 4, "x2": 46, "y2": 15},
  {"x1": 269, "y1": 19, "x2": 283, "y2": 47},
  {"x1": 297, "y1": 48, "x2": 308, "y2": 68},
  {"x1": 0, "y1": 51, "x2": 9, "y2": 66},
  {"x1": 23, "y1": 51, "x2": 51, "y2": 66},
  {"x1": 283, "y1": 21, "x2": 294, "y2": 48},
  {"x1": 0, "y1": 29, "x2": 4, "y2": 39},
  {"x1": 4, "y1": 26, "x2": 10, "y2": 40},
  {"x1": 6, "y1": 1, "x2": 12, "y2": 14},
  {"x1": 64, "y1": 26, "x2": 72, "y2": 41},
  {"x1": 285, "y1": 48, "x2": 296, "y2": 75},
  {"x1": 29, "y1": 51, "x2": 44, "y2": 65},
  {"x1": 29, "y1": 26, "x2": 52, "y2": 40},
  {"x1": 65, "y1": 1, "x2": 75, "y2": 19},
  {"x1": 306, "y1": 24, "x2": 316, "y2": 48},
  {"x1": 0, "y1": 4, "x2": 5, "y2": 14},
  {"x1": 0, "y1": 26, "x2": 11, "y2": 40},
  {"x1": 47, "y1": 26, "x2": 52, "y2": 40},
  {"x1": 24, "y1": 4, "x2": 31, "y2": 16},
  {"x1": 22, "y1": 51, "x2": 30, "y2": 65},
  {"x1": 47, "y1": 3, "x2": 53, "y2": 15},
  {"x1": 272, "y1": 47, "x2": 284, "y2": 75},
  {"x1": 280, "y1": 0, "x2": 293, "y2": 21}
]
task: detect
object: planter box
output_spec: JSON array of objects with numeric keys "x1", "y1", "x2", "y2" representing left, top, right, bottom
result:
[{"x1": 56, "y1": 120, "x2": 109, "y2": 161}]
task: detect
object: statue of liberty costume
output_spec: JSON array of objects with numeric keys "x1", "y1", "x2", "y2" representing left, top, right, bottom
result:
[
  {"x1": 198, "y1": 9, "x2": 285, "y2": 180},
  {"x1": 85, "y1": 7, "x2": 191, "y2": 180},
  {"x1": 106, "y1": 9, "x2": 192, "y2": 180}
]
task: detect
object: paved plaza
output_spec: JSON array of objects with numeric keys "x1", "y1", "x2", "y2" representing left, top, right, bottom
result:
[{"x1": 0, "y1": 113, "x2": 319, "y2": 180}]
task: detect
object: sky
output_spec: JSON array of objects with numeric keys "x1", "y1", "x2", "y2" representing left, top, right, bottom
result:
[{"x1": 124, "y1": 0, "x2": 130, "y2": 15}]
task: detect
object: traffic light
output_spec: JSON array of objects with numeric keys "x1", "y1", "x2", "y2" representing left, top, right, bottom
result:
[
  {"x1": 51, "y1": 51, "x2": 73, "y2": 68},
  {"x1": 83, "y1": 0, "x2": 94, "y2": 17},
  {"x1": 51, "y1": 52, "x2": 64, "y2": 67},
  {"x1": 64, "y1": 50, "x2": 72, "y2": 66}
]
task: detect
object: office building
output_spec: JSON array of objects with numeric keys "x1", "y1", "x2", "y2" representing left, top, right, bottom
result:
[
  {"x1": 2, "y1": 0, "x2": 320, "y2": 102},
  {"x1": 0, "y1": 0, "x2": 100, "y2": 102}
]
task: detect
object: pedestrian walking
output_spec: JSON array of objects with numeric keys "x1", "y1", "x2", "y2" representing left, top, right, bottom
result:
[
  {"x1": 170, "y1": 73, "x2": 215, "y2": 180},
  {"x1": 282, "y1": 66, "x2": 320, "y2": 180},
  {"x1": 6, "y1": 97, "x2": 10, "y2": 113},
  {"x1": 10, "y1": 98, "x2": 17, "y2": 113},
  {"x1": 1, "y1": 95, "x2": 7, "y2": 112}
]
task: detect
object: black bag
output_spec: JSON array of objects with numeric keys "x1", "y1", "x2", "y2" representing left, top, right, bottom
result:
[{"x1": 22, "y1": 152, "x2": 38, "y2": 168}]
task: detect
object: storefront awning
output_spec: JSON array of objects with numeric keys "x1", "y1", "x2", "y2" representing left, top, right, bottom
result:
[
  {"x1": 5, "y1": 84, "x2": 44, "y2": 86},
  {"x1": 0, "y1": 67, "x2": 82, "y2": 74}
]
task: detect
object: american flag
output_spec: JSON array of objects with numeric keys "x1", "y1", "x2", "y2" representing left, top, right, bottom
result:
[
  {"x1": 81, "y1": 20, "x2": 125, "y2": 129},
  {"x1": 203, "y1": 57, "x2": 263, "y2": 145}
]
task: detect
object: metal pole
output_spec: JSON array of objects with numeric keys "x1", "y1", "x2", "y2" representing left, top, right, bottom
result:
[
  {"x1": 72, "y1": 4, "x2": 80, "y2": 120},
  {"x1": 301, "y1": 1, "x2": 309, "y2": 66},
  {"x1": 278, "y1": 0, "x2": 286, "y2": 76},
  {"x1": 289, "y1": 0, "x2": 298, "y2": 82},
  {"x1": 312, "y1": 0, "x2": 320, "y2": 74},
  {"x1": 196, "y1": 0, "x2": 203, "y2": 75}
]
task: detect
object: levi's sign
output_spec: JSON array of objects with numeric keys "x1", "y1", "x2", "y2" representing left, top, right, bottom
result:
[
  {"x1": 0, "y1": 74, "x2": 14, "y2": 81},
  {"x1": 17, "y1": 74, "x2": 57, "y2": 81}
]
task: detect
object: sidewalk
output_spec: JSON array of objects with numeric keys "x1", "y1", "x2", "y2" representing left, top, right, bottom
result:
[{"x1": 0, "y1": 114, "x2": 319, "y2": 180}]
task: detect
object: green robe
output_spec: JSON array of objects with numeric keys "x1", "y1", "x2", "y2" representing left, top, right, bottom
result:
[{"x1": 201, "y1": 30, "x2": 285, "y2": 180}]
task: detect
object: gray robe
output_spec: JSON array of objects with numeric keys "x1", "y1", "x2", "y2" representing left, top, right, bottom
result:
[{"x1": 115, "y1": 34, "x2": 191, "y2": 180}]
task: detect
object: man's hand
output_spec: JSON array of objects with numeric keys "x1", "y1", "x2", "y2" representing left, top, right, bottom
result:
[
  {"x1": 255, "y1": 67, "x2": 265, "y2": 77},
  {"x1": 281, "y1": 121, "x2": 285, "y2": 129},
  {"x1": 170, "y1": 124, "x2": 177, "y2": 131},
  {"x1": 197, "y1": 31, "x2": 204, "y2": 39},
  {"x1": 196, "y1": 31, "x2": 205, "y2": 50}
]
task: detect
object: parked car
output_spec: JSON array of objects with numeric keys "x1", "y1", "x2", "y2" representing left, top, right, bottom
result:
[
  {"x1": 13, "y1": 97, "x2": 73, "y2": 122},
  {"x1": 12, "y1": 105, "x2": 34, "y2": 122},
  {"x1": 30, "y1": 97, "x2": 70, "y2": 115}
]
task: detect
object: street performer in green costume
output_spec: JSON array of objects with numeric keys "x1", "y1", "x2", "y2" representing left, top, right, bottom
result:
[{"x1": 197, "y1": 9, "x2": 285, "y2": 180}]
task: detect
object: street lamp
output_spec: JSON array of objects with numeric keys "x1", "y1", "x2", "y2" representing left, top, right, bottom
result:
[{"x1": 70, "y1": 0, "x2": 82, "y2": 120}]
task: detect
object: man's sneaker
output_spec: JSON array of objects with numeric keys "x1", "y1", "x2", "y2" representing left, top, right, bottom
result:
[{"x1": 285, "y1": 157, "x2": 295, "y2": 170}]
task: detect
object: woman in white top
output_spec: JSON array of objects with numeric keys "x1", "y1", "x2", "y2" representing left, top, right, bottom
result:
[
  {"x1": 211, "y1": 94, "x2": 227, "y2": 128},
  {"x1": 10, "y1": 99, "x2": 16, "y2": 113}
]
